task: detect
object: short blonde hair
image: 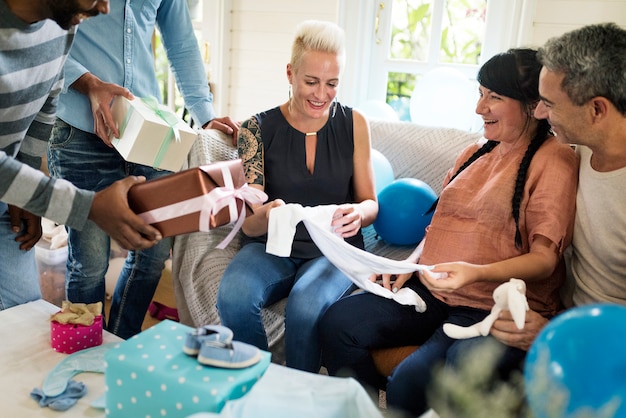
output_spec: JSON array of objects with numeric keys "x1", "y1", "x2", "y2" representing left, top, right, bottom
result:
[{"x1": 290, "y1": 20, "x2": 346, "y2": 72}]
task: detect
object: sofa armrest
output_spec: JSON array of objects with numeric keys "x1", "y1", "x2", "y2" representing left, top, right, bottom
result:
[
  {"x1": 183, "y1": 128, "x2": 238, "y2": 168},
  {"x1": 171, "y1": 129, "x2": 287, "y2": 351},
  {"x1": 172, "y1": 129, "x2": 239, "y2": 326}
]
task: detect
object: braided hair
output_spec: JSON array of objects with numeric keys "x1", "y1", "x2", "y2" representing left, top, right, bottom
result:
[{"x1": 429, "y1": 49, "x2": 551, "y2": 249}]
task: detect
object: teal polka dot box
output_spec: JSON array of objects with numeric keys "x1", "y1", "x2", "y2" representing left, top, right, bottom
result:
[{"x1": 104, "y1": 320, "x2": 271, "y2": 417}]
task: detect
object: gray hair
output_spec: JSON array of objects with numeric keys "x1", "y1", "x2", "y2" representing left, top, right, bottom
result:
[
  {"x1": 537, "y1": 22, "x2": 626, "y2": 115},
  {"x1": 290, "y1": 20, "x2": 345, "y2": 72}
]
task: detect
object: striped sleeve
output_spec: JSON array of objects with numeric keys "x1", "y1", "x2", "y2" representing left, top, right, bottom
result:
[
  {"x1": 0, "y1": 13, "x2": 92, "y2": 229},
  {"x1": 0, "y1": 151, "x2": 93, "y2": 229}
]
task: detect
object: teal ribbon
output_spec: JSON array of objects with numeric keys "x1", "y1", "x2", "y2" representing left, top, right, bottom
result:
[{"x1": 141, "y1": 96, "x2": 181, "y2": 168}]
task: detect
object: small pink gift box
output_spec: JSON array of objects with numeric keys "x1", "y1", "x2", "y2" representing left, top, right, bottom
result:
[{"x1": 50, "y1": 315, "x2": 103, "y2": 354}]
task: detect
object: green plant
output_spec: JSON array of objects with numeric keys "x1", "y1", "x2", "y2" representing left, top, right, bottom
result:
[
  {"x1": 153, "y1": 30, "x2": 185, "y2": 115},
  {"x1": 385, "y1": 0, "x2": 486, "y2": 114},
  {"x1": 427, "y1": 339, "x2": 622, "y2": 418},
  {"x1": 390, "y1": 0, "x2": 431, "y2": 61},
  {"x1": 427, "y1": 339, "x2": 530, "y2": 418}
]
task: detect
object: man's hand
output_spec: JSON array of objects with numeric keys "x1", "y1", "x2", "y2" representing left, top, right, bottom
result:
[
  {"x1": 72, "y1": 73, "x2": 134, "y2": 146},
  {"x1": 491, "y1": 308, "x2": 549, "y2": 351},
  {"x1": 203, "y1": 117, "x2": 240, "y2": 146},
  {"x1": 89, "y1": 176, "x2": 162, "y2": 250},
  {"x1": 8, "y1": 205, "x2": 42, "y2": 250}
]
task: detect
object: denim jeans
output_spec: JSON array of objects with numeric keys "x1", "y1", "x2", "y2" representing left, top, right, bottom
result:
[
  {"x1": 216, "y1": 242, "x2": 355, "y2": 373},
  {"x1": 320, "y1": 278, "x2": 526, "y2": 416},
  {"x1": 47, "y1": 119, "x2": 172, "y2": 339},
  {"x1": 0, "y1": 203, "x2": 41, "y2": 310}
]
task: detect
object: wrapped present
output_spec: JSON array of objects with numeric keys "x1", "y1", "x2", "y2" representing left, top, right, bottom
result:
[
  {"x1": 50, "y1": 316, "x2": 103, "y2": 354},
  {"x1": 127, "y1": 159, "x2": 267, "y2": 246},
  {"x1": 104, "y1": 320, "x2": 271, "y2": 418},
  {"x1": 50, "y1": 301, "x2": 104, "y2": 354},
  {"x1": 110, "y1": 96, "x2": 198, "y2": 172}
]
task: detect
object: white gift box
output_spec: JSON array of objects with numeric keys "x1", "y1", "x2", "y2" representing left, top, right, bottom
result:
[{"x1": 110, "y1": 96, "x2": 198, "y2": 172}]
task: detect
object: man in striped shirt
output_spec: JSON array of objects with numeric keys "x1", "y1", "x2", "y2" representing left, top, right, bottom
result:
[{"x1": 0, "y1": 0, "x2": 161, "y2": 310}]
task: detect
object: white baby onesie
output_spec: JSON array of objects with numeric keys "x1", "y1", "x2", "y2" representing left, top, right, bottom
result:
[{"x1": 266, "y1": 203, "x2": 429, "y2": 311}]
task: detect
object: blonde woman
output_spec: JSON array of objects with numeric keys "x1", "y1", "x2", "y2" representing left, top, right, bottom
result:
[{"x1": 216, "y1": 20, "x2": 378, "y2": 373}]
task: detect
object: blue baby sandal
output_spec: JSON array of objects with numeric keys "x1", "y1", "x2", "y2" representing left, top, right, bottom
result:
[
  {"x1": 197, "y1": 340, "x2": 262, "y2": 369},
  {"x1": 183, "y1": 324, "x2": 234, "y2": 356}
]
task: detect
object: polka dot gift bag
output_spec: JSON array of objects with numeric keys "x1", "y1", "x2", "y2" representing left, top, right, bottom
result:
[{"x1": 50, "y1": 301, "x2": 103, "y2": 354}]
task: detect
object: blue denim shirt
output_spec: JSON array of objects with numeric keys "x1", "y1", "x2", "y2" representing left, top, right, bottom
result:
[{"x1": 57, "y1": 0, "x2": 215, "y2": 133}]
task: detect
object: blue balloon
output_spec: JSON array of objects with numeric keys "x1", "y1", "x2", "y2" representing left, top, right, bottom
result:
[
  {"x1": 525, "y1": 303, "x2": 626, "y2": 418},
  {"x1": 356, "y1": 100, "x2": 399, "y2": 122},
  {"x1": 373, "y1": 178, "x2": 437, "y2": 245},
  {"x1": 371, "y1": 149, "x2": 395, "y2": 195}
]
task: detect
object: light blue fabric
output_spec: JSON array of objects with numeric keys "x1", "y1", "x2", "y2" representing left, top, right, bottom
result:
[
  {"x1": 0, "y1": 203, "x2": 41, "y2": 310},
  {"x1": 183, "y1": 364, "x2": 383, "y2": 418},
  {"x1": 41, "y1": 343, "x2": 117, "y2": 397},
  {"x1": 184, "y1": 325, "x2": 234, "y2": 356},
  {"x1": 197, "y1": 340, "x2": 262, "y2": 368},
  {"x1": 91, "y1": 392, "x2": 106, "y2": 410},
  {"x1": 57, "y1": 0, "x2": 216, "y2": 132},
  {"x1": 31, "y1": 380, "x2": 87, "y2": 411}
]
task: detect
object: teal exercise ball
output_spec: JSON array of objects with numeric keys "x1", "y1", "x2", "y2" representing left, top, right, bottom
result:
[
  {"x1": 373, "y1": 178, "x2": 437, "y2": 245},
  {"x1": 525, "y1": 303, "x2": 626, "y2": 418},
  {"x1": 371, "y1": 149, "x2": 395, "y2": 195}
]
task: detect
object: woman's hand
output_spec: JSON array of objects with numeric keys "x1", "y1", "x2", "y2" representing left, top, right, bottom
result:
[
  {"x1": 241, "y1": 198, "x2": 285, "y2": 237},
  {"x1": 331, "y1": 204, "x2": 362, "y2": 238},
  {"x1": 368, "y1": 271, "x2": 415, "y2": 292},
  {"x1": 203, "y1": 117, "x2": 240, "y2": 145},
  {"x1": 418, "y1": 261, "x2": 478, "y2": 292},
  {"x1": 264, "y1": 199, "x2": 286, "y2": 220},
  {"x1": 367, "y1": 238, "x2": 425, "y2": 291}
]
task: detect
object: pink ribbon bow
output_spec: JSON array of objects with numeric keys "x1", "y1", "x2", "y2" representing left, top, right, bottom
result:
[{"x1": 137, "y1": 163, "x2": 267, "y2": 248}]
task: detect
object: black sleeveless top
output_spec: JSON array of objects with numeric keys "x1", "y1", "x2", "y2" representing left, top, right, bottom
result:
[{"x1": 241, "y1": 104, "x2": 365, "y2": 258}]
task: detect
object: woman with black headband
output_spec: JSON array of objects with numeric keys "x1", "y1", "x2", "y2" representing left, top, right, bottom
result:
[{"x1": 319, "y1": 48, "x2": 579, "y2": 416}]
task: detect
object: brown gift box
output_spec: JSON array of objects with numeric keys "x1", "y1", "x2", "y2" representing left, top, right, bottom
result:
[{"x1": 128, "y1": 159, "x2": 266, "y2": 238}]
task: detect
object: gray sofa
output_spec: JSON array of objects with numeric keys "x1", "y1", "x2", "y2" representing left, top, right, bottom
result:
[{"x1": 171, "y1": 119, "x2": 482, "y2": 357}]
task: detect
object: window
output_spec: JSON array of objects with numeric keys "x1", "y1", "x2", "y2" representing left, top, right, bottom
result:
[
  {"x1": 340, "y1": 0, "x2": 530, "y2": 130},
  {"x1": 154, "y1": 0, "x2": 209, "y2": 120}
]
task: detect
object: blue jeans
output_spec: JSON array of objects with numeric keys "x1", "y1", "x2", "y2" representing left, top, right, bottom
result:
[
  {"x1": 0, "y1": 203, "x2": 41, "y2": 310},
  {"x1": 216, "y1": 242, "x2": 355, "y2": 373},
  {"x1": 320, "y1": 278, "x2": 527, "y2": 416},
  {"x1": 47, "y1": 119, "x2": 172, "y2": 339}
]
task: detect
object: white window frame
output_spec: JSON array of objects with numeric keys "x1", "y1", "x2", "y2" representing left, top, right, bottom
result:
[{"x1": 338, "y1": 0, "x2": 536, "y2": 107}]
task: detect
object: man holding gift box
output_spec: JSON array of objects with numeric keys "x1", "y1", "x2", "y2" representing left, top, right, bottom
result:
[
  {"x1": 47, "y1": 0, "x2": 239, "y2": 339},
  {"x1": 0, "y1": 0, "x2": 164, "y2": 311}
]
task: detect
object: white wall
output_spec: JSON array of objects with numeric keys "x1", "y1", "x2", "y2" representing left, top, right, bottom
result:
[
  {"x1": 528, "y1": 0, "x2": 626, "y2": 47},
  {"x1": 205, "y1": 0, "x2": 339, "y2": 121},
  {"x1": 200, "y1": 0, "x2": 626, "y2": 121}
]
